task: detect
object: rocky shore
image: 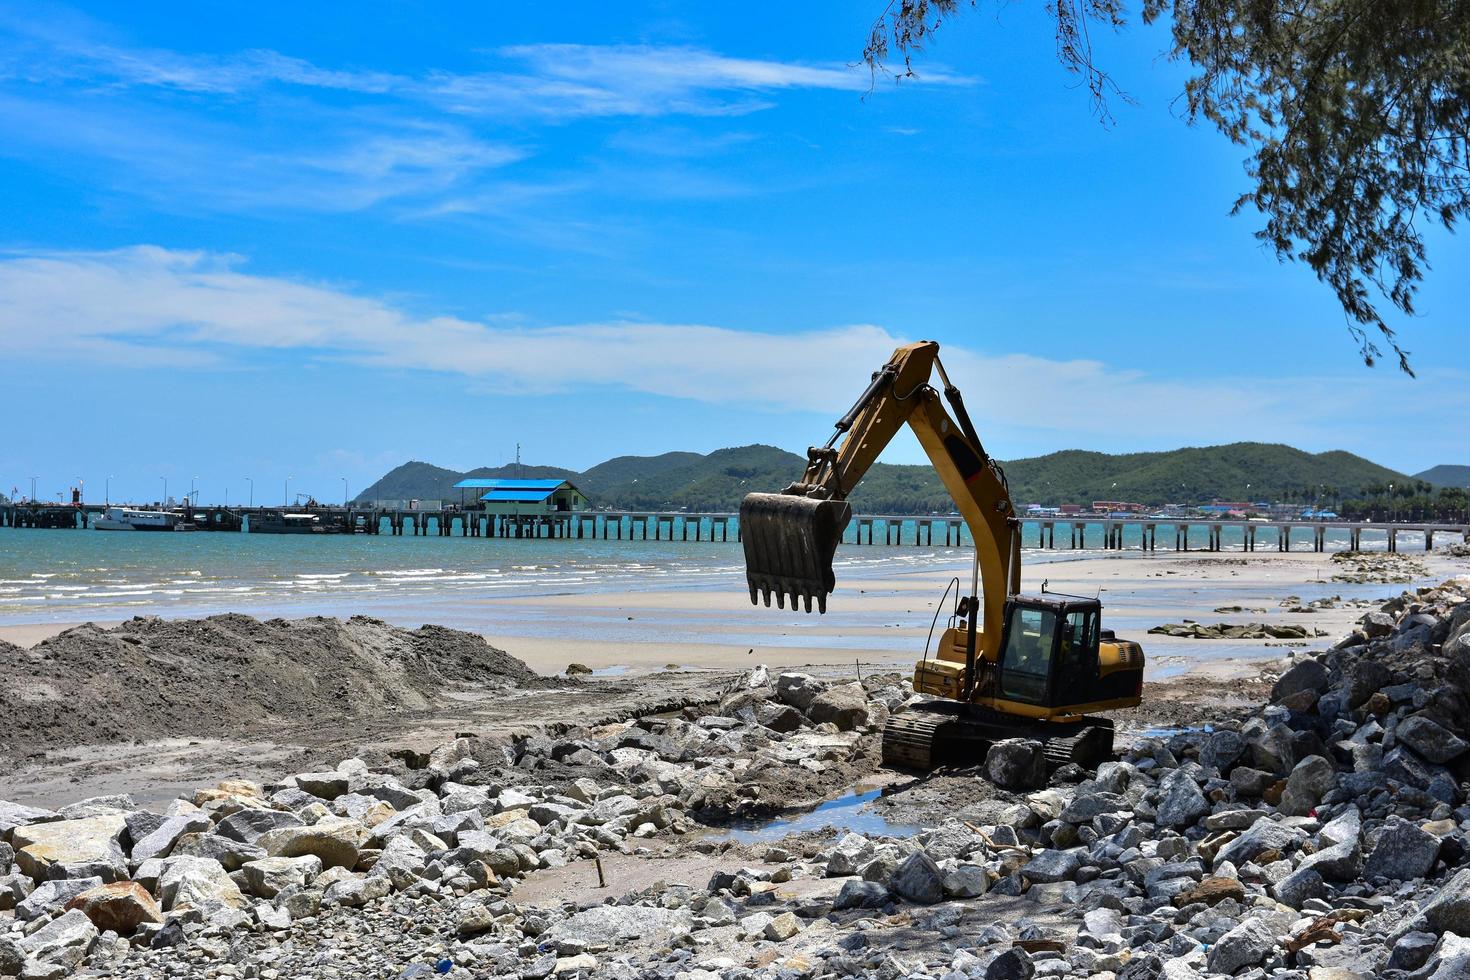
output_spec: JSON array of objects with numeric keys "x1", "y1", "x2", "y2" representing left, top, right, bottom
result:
[{"x1": 3, "y1": 576, "x2": 1470, "y2": 979}]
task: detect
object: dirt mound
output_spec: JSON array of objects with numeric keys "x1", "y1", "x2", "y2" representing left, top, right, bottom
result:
[{"x1": 0, "y1": 614, "x2": 550, "y2": 758}]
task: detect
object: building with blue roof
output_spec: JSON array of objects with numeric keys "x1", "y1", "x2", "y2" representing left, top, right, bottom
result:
[{"x1": 452, "y1": 477, "x2": 588, "y2": 514}]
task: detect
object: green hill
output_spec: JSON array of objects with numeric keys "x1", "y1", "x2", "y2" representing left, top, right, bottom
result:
[
  {"x1": 355, "y1": 442, "x2": 1414, "y2": 513},
  {"x1": 1417, "y1": 464, "x2": 1470, "y2": 488}
]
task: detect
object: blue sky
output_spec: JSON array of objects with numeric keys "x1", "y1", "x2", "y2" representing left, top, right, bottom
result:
[{"x1": 1, "y1": 2, "x2": 1465, "y2": 506}]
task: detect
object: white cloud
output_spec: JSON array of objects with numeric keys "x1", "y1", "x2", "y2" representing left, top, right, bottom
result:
[{"x1": 1, "y1": 246, "x2": 1459, "y2": 458}]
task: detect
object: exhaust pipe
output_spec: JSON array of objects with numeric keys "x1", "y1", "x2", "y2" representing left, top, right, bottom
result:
[{"x1": 740, "y1": 493, "x2": 852, "y2": 613}]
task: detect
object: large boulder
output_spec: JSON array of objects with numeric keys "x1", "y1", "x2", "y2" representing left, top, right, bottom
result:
[
  {"x1": 11, "y1": 814, "x2": 128, "y2": 883},
  {"x1": 64, "y1": 881, "x2": 162, "y2": 935},
  {"x1": 0, "y1": 801, "x2": 58, "y2": 838},
  {"x1": 540, "y1": 905, "x2": 694, "y2": 951},
  {"x1": 891, "y1": 852, "x2": 944, "y2": 905},
  {"x1": 215, "y1": 808, "x2": 306, "y2": 844},
  {"x1": 985, "y1": 739, "x2": 1046, "y2": 791},
  {"x1": 1279, "y1": 755, "x2": 1337, "y2": 816},
  {"x1": 774, "y1": 673, "x2": 827, "y2": 711},
  {"x1": 1215, "y1": 818, "x2": 1308, "y2": 869},
  {"x1": 1272, "y1": 658, "x2": 1329, "y2": 703},
  {"x1": 1364, "y1": 816, "x2": 1442, "y2": 881},
  {"x1": 157, "y1": 856, "x2": 245, "y2": 911},
  {"x1": 1155, "y1": 770, "x2": 1209, "y2": 828},
  {"x1": 1207, "y1": 916, "x2": 1280, "y2": 974},
  {"x1": 1392, "y1": 869, "x2": 1470, "y2": 939},
  {"x1": 1242, "y1": 719, "x2": 1297, "y2": 774},
  {"x1": 129, "y1": 813, "x2": 212, "y2": 863},
  {"x1": 1021, "y1": 849, "x2": 1081, "y2": 884},
  {"x1": 1397, "y1": 716, "x2": 1470, "y2": 764},
  {"x1": 256, "y1": 816, "x2": 364, "y2": 869},
  {"x1": 807, "y1": 683, "x2": 870, "y2": 731},
  {"x1": 833, "y1": 879, "x2": 889, "y2": 909},
  {"x1": 1297, "y1": 839, "x2": 1362, "y2": 882},
  {"x1": 241, "y1": 856, "x2": 324, "y2": 898},
  {"x1": 17, "y1": 909, "x2": 97, "y2": 972},
  {"x1": 14, "y1": 877, "x2": 103, "y2": 923}
]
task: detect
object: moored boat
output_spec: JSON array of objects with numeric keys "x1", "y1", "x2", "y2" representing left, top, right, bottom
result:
[{"x1": 93, "y1": 507, "x2": 180, "y2": 531}]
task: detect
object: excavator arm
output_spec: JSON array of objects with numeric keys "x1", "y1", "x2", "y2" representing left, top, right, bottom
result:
[{"x1": 741, "y1": 341, "x2": 1021, "y2": 688}]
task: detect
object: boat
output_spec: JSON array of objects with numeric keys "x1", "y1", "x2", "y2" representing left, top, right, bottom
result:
[
  {"x1": 94, "y1": 507, "x2": 180, "y2": 531},
  {"x1": 250, "y1": 511, "x2": 327, "y2": 534}
]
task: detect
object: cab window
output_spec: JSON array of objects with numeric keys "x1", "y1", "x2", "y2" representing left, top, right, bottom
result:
[
  {"x1": 1000, "y1": 606, "x2": 1056, "y2": 703},
  {"x1": 1054, "y1": 609, "x2": 1099, "y2": 701}
]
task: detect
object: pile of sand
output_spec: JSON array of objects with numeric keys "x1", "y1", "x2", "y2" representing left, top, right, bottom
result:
[{"x1": 0, "y1": 614, "x2": 549, "y2": 756}]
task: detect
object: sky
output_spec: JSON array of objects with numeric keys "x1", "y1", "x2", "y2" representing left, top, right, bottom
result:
[{"x1": 1, "y1": 2, "x2": 1465, "y2": 506}]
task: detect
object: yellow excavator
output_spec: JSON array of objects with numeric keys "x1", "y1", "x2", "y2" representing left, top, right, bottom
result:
[{"x1": 740, "y1": 340, "x2": 1144, "y2": 771}]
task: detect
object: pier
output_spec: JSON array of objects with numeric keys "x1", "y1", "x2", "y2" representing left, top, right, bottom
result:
[{"x1": 1, "y1": 501, "x2": 1467, "y2": 553}]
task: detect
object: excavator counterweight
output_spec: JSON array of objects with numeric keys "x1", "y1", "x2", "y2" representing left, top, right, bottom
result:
[{"x1": 740, "y1": 493, "x2": 851, "y2": 613}]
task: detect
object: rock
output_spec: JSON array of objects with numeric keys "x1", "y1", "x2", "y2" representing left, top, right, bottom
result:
[
  {"x1": 944, "y1": 864, "x2": 989, "y2": 898},
  {"x1": 1386, "y1": 931, "x2": 1438, "y2": 972},
  {"x1": 14, "y1": 877, "x2": 103, "y2": 923},
  {"x1": 564, "y1": 663, "x2": 592, "y2": 675},
  {"x1": 293, "y1": 771, "x2": 350, "y2": 800},
  {"x1": 1297, "y1": 839, "x2": 1362, "y2": 882},
  {"x1": 1364, "y1": 815, "x2": 1441, "y2": 881},
  {"x1": 56, "y1": 795, "x2": 134, "y2": 819},
  {"x1": 242, "y1": 856, "x2": 324, "y2": 898},
  {"x1": 0, "y1": 801, "x2": 57, "y2": 838},
  {"x1": 128, "y1": 813, "x2": 212, "y2": 863},
  {"x1": 825, "y1": 833, "x2": 874, "y2": 877},
  {"x1": 1272, "y1": 867, "x2": 1325, "y2": 909},
  {"x1": 0, "y1": 936, "x2": 19, "y2": 976},
  {"x1": 985, "y1": 947, "x2": 1035, "y2": 980},
  {"x1": 763, "y1": 911, "x2": 801, "y2": 941},
  {"x1": 324, "y1": 874, "x2": 391, "y2": 907},
  {"x1": 1207, "y1": 916, "x2": 1279, "y2": 974},
  {"x1": 1425, "y1": 934, "x2": 1470, "y2": 980},
  {"x1": 63, "y1": 881, "x2": 161, "y2": 935},
  {"x1": 775, "y1": 672, "x2": 827, "y2": 711},
  {"x1": 215, "y1": 808, "x2": 305, "y2": 844},
  {"x1": 807, "y1": 683, "x2": 870, "y2": 731},
  {"x1": 1215, "y1": 818, "x2": 1307, "y2": 869},
  {"x1": 17, "y1": 909, "x2": 97, "y2": 971},
  {"x1": 891, "y1": 852, "x2": 945, "y2": 904},
  {"x1": 1273, "y1": 658, "x2": 1329, "y2": 702},
  {"x1": 1230, "y1": 767, "x2": 1274, "y2": 798},
  {"x1": 1156, "y1": 770, "x2": 1209, "y2": 828},
  {"x1": 1243, "y1": 719, "x2": 1297, "y2": 774},
  {"x1": 1360, "y1": 611, "x2": 1394, "y2": 638},
  {"x1": 833, "y1": 879, "x2": 889, "y2": 910},
  {"x1": 1383, "y1": 745, "x2": 1449, "y2": 791},
  {"x1": 1171, "y1": 876, "x2": 1245, "y2": 907},
  {"x1": 554, "y1": 954, "x2": 598, "y2": 974},
  {"x1": 1280, "y1": 755, "x2": 1337, "y2": 816},
  {"x1": 170, "y1": 832, "x2": 264, "y2": 871},
  {"x1": 157, "y1": 856, "x2": 245, "y2": 910},
  {"x1": 10, "y1": 814, "x2": 127, "y2": 883},
  {"x1": 1200, "y1": 730, "x2": 1247, "y2": 772},
  {"x1": 1059, "y1": 792, "x2": 1129, "y2": 823},
  {"x1": 1398, "y1": 716, "x2": 1470, "y2": 764},
  {"x1": 1021, "y1": 849, "x2": 1081, "y2": 884},
  {"x1": 1394, "y1": 868, "x2": 1470, "y2": 938},
  {"x1": 256, "y1": 816, "x2": 364, "y2": 869},
  {"x1": 985, "y1": 739, "x2": 1047, "y2": 791},
  {"x1": 540, "y1": 905, "x2": 694, "y2": 951}
]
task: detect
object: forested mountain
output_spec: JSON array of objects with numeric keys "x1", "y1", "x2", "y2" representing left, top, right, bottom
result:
[{"x1": 356, "y1": 442, "x2": 1414, "y2": 513}]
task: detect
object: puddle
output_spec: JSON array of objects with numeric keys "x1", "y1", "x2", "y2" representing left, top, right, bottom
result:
[
  {"x1": 587, "y1": 664, "x2": 630, "y2": 677},
  {"x1": 713, "y1": 788, "x2": 921, "y2": 844}
]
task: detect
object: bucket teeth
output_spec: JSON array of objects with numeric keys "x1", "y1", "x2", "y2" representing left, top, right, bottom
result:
[{"x1": 740, "y1": 493, "x2": 852, "y2": 616}]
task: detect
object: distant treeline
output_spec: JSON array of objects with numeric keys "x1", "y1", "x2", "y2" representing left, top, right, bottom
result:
[{"x1": 356, "y1": 441, "x2": 1429, "y2": 514}]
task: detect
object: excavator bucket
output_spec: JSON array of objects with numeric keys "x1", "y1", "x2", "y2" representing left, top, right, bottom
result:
[{"x1": 740, "y1": 493, "x2": 852, "y2": 613}]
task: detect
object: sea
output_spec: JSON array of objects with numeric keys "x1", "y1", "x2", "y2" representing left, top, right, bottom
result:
[{"x1": 0, "y1": 520, "x2": 1425, "y2": 636}]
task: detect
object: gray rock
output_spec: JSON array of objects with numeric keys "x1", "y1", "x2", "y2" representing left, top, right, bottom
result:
[
  {"x1": 985, "y1": 947, "x2": 1035, "y2": 980},
  {"x1": 56, "y1": 795, "x2": 135, "y2": 820},
  {"x1": 943, "y1": 864, "x2": 989, "y2": 898},
  {"x1": 122, "y1": 811, "x2": 167, "y2": 849},
  {"x1": 807, "y1": 683, "x2": 870, "y2": 731},
  {"x1": 14, "y1": 877, "x2": 103, "y2": 923},
  {"x1": 1386, "y1": 931, "x2": 1437, "y2": 971},
  {"x1": 170, "y1": 832, "x2": 266, "y2": 871},
  {"x1": 1059, "y1": 792, "x2": 1129, "y2": 823},
  {"x1": 1242, "y1": 718, "x2": 1296, "y2": 773},
  {"x1": 1206, "y1": 916, "x2": 1278, "y2": 974},
  {"x1": 774, "y1": 673, "x2": 826, "y2": 711},
  {"x1": 0, "y1": 801, "x2": 57, "y2": 838},
  {"x1": 891, "y1": 852, "x2": 944, "y2": 904},
  {"x1": 1272, "y1": 658, "x2": 1329, "y2": 702},
  {"x1": 1155, "y1": 770, "x2": 1209, "y2": 829},
  {"x1": 1271, "y1": 867, "x2": 1324, "y2": 909},
  {"x1": 1215, "y1": 818, "x2": 1307, "y2": 869},
  {"x1": 1317, "y1": 806, "x2": 1362, "y2": 848},
  {"x1": 292, "y1": 771, "x2": 350, "y2": 800},
  {"x1": 1425, "y1": 933, "x2": 1470, "y2": 980},
  {"x1": 1279, "y1": 755, "x2": 1336, "y2": 816},
  {"x1": 1364, "y1": 816, "x2": 1441, "y2": 881},
  {"x1": 1384, "y1": 745, "x2": 1450, "y2": 791},
  {"x1": 540, "y1": 905, "x2": 694, "y2": 951},
  {"x1": 1398, "y1": 716, "x2": 1470, "y2": 764},
  {"x1": 157, "y1": 856, "x2": 244, "y2": 911},
  {"x1": 1229, "y1": 767, "x2": 1274, "y2": 798},
  {"x1": 1297, "y1": 839, "x2": 1362, "y2": 882},
  {"x1": 1200, "y1": 730, "x2": 1246, "y2": 772},
  {"x1": 215, "y1": 808, "x2": 305, "y2": 844},
  {"x1": 129, "y1": 813, "x2": 212, "y2": 863},
  {"x1": 17, "y1": 909, "x2": 97, "y2": 970},
  {"x1": 986, "y1": 739, "x2": 1046, "y2": 791},
  {"x1": 1393, "y1": 868, "x2": 1470, "y2": 938},
  {"x1": 1021, "y1": 849, "x2": 1081, "y2": 884},
  {"x1": 0, "y1": 936, "x2": 20, "y2": 976},
  {"x1": 833, "y1": 879, "x2": 889, "y2": 910}
]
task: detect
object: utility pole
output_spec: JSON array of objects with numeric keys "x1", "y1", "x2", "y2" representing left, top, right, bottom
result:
[
  {"x1": 245, "y1": 477, "x2": 253, "y2": 507},
  {"x1": 106, "y1": 475, "x2": 113, "y2": 505},
  {"x1": 285, "y1": 477, "x2": 291, "y2": 507},
  {"x1": 30, "y1": 476, "x2": 37, "y2": 502},
  {"x1": 342, "y1": 477, "x2": 349, "y2": 506},
  {"x1": 161, "y1": 477, "x2": 167, "y2": 505}
]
